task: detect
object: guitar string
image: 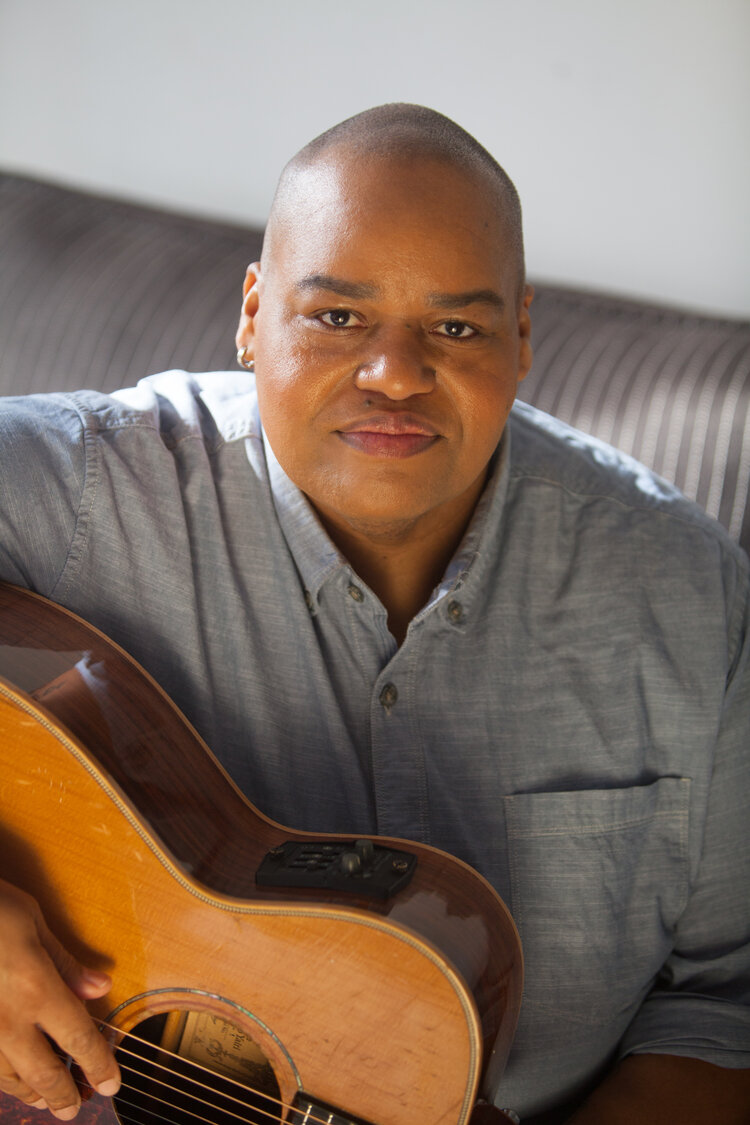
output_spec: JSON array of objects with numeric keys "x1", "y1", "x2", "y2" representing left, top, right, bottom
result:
[
  {"x1": 81, "y1": 1065, "x2": 333, "y2": 1125},
  {"x1": 83, "y1": 1086, "x2": 226, "y2": 1125},
  {"x1": 81, "y1": 1020, "x2": 346, "y2": 1125},
  {"x1": 88, "y1": 1053, "x2": 287, "y2": 1125},
  {"x1": 98, "y1": 1023, "x2": 296, "y2": 1123},
  {"x1": 85, "y1": 1057, "x2": 285, "y2": 1125},
  {"x1": 99, "y1": 1019, "x2": 287, "y2": 1109},
  {"x1": 80, "y1": 1071, "x2": 278, "y2": 1125}
]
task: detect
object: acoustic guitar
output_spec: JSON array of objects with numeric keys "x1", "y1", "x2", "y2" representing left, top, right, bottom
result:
[{"x1": 0, "y1": 583, "x2": 523, "y2": 1125}]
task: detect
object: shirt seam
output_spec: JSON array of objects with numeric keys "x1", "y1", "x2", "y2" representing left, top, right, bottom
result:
[
  {"x1": 510, "y1": 463, "x2": 737, "y2": 537},
  {"x1": 48, "y1": 397, "x2": 100, "y2": 602},
  {"x1": 67, "y1": 400, "x2": 256, "y2": 457},
  {"x1": 508, "y1": 468, "x2": 748, "y2": 561},
  {"x1": 506, "y1": 807, "x2": 690, "y2": 840}
]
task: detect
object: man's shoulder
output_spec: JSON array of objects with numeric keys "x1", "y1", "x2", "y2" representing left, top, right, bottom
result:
[
  {"x1": 0, "y1": 370, "x2": 261, "y2": 452},
  {"x1": 507, "y1": 399, "x2": 741, "y2": 556},
  {"x1": 100, "y1": 369, "x2": 261, "y2": 451}
]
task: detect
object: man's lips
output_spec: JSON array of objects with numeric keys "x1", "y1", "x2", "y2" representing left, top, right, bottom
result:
[{"x1": 336, "y1": 413, "x2": 440, "y2": 458}]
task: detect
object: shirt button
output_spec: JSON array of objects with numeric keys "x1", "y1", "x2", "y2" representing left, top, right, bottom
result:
[
  {"x1": 347, "y1": 583, "x2": 364, "y2": 603},
  {"x1": 379, "y1": 682, "x2": 398, "y2": 712},
  {"x1": 447, "y1": 599, "x2": 464, "y2": 623}
]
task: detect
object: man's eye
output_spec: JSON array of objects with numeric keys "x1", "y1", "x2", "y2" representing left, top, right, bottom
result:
[
  {"x1": 318, "y1": 310, "x2": 358, "y2": 328},
  {"x1": 435, "y1": 320, "x2": 477, "y2": 339}
]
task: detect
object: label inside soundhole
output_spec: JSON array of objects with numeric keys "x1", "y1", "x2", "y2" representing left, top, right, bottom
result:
[
  {"x1": 164, "y1": 1009, "x2": 279, "y2": 1088},
  {"x1": 112, "y1": 1010, "x2": 282, "y2": 1124}
]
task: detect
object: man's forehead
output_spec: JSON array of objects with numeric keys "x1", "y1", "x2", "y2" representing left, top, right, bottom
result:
[
  {"x1": 259, "y1": 144, "x2": 522, "y2": 305},
  {"x1": 287, "y1": 145, "x2": 492, "y2": 207}
]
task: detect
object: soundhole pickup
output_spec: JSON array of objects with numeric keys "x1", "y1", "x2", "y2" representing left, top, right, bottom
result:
[{"x1": 255, "y1": 838, "x2": 417, "y2": 899}]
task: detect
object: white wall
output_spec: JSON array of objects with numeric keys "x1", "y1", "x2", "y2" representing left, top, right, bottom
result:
[{"x1": 1, "y1": 0, "x2": 748, "y2": 316}]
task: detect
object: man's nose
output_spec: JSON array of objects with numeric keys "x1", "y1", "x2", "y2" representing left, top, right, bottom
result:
[{"x1": 353, "y1": 324, "x2": 436, "y2": 400}]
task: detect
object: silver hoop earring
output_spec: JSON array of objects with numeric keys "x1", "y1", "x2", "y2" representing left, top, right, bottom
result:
[{"x1": 236, "y1": 346, "x2": 254, "y2": 371}]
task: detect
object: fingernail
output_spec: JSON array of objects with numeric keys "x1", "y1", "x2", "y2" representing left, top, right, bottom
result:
[
  {"x1": 54, "y1": 1108, "x2": 79, "y2": 1121},
  {"x1": 81, "y1": 968, "x2": 110, "y2": 986},
  {"x1": 95, "y1": 1077, "x2": 120, "y2": 1097},
  {"x1": 30, "y1": 1098, "x2": 48, "y2": 1110}
]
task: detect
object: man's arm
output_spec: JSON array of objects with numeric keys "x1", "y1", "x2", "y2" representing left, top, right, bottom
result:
[
  {"x1": 0, "y1": 395, "x2": 88, "y2": 595},
  {"x1": 567, "y1": 1054, "x2": 750, "y2": 1123},
  {"x1": 571, "y1": 549, "x2": 750, "y2": 1122}
]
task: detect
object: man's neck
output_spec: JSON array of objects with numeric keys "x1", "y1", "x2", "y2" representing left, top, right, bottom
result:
[
  {"x1": 330, "y1": 532, "x2": 448, "y2": 646},
  {"x1": 313, "y1": 482, "x2": 485, "y2": 645}
]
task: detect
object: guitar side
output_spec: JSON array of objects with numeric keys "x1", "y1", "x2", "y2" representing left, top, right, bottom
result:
[{"x1": 0, "y1": 583, "x2": 523, "y2": 1125}]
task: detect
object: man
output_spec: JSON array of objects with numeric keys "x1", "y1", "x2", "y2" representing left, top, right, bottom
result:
[{"x1": 0, "y1": 104, "x2": 748, "y2": 1123}]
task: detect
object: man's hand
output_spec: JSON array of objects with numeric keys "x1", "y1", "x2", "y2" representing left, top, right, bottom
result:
[{"x1": 0, "y1": 879, "x2": 120, "y2": 1120}]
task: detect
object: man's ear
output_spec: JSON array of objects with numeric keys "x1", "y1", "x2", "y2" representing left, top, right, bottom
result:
[
  {"x1": 235, "y1": 261, "x2": 262, "y2": 355},
  {"x1": 516, "y1": 284, "x2": 534, "y2": 383}
]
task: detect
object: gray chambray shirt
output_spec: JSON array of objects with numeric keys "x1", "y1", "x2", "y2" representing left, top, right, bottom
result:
[{"x1": 1, "y1": 369, "x2": 749, "y2": 1119}]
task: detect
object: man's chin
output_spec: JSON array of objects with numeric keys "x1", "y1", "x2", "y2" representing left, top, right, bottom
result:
[{"x1": 306, "y1": 489, "x2": 446, "y2": 546}]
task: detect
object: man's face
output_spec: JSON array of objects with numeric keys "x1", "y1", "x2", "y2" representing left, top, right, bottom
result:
[{"x1": 237, "y1": 152, "x2": 532, "y2": 543}]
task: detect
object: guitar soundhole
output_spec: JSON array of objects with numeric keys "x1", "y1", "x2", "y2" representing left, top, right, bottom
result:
[{"x1": 111, "y1": 1009, "x2": 283, "y2": 1124}]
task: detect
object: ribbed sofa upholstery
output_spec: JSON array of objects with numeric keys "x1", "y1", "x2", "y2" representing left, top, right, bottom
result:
[{"x1": 1, "y1": 171, "x2": 748, "y2": 555}]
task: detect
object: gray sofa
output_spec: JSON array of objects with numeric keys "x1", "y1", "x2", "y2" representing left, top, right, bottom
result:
[{"x1": 2, "y1": 171, "x2": 748, "y2": 555}]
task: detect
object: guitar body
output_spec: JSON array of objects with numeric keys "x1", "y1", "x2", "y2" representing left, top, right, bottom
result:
[{"x1": 0, "y1": 583, "x2": 522, "y2": 1125}]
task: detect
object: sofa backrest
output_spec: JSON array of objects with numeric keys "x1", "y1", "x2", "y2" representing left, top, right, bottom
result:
[
  {"x1": 0, "y1": 173, "x2": 261, "y2": 392},
  {"x1": 1, "y1": 171, "x2": 748, "y2": 555},
  {"x1": 518, "y1": 286, "x2": 750, "y2": 553}
]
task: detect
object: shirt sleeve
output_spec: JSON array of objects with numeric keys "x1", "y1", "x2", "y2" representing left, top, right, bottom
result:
[
  {"x1": 618, "y1": 547, "x2": 750, "y2": 1066},
  {"x1": 0, "y1": 394, "x2": 88, "y2": 596}
]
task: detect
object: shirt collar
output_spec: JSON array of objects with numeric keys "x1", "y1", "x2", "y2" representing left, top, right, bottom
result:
[
  {"x1": 263, "y1": 430, "x2": 348, "y2": 604},
  {"x1": 412, "y1": 426, "x2": 512, "y2": 621},
  {"x1": 262, "y1": 424, "x2": 512, "y2": 612}
]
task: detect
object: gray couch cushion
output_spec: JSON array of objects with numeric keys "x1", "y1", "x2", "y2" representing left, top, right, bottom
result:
[
  {"x1": 0, "y1": 173, "x2": 262, "y2": 394},
  {"x1": 518, "y1": 286, "x2": 750, "y2": 553}
]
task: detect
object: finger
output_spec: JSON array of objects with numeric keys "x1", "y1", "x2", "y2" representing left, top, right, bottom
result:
[
  {"x1": 0, "y1": 883, "x2": 119, "y2": 1107},
  {"x1": 2, "y1": 1024, "x2": 81, "y2": 1119},
  {"x1": 0, "y1": 881, "x2": 111, "y2": 1003},
  {"x1": 31, "y1": 900, "x2": 112, "y2": 1002},
  {"x1": 26, "y1": 903, "x2": 121, "y2": 1093},
  {"x1": 2, "y1": 945, "x2": 120, "y2": 1108},
  {"x1": 35, "y1": 971, "x2": 121, "y2": 1101},
  {"x1": 68, "y1": 967, "x2": 113, "y2": 1002},
  {"x1": 0, "y1": 1045, "x2": 47, "y2": 1108}
]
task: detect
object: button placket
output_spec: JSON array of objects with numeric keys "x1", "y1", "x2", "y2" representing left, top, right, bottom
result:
[{"x1": 369, "y1": 646, "x2": 430, "y2": 840}]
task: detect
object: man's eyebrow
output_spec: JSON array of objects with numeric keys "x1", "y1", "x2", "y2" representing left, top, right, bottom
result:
[
  {"x1": 427, "y1": 288, "x2": 505, "y2": 311},
  {"x1": 295, "y1": 274, "x2": 380, "y2": 300},
  {"x1": 294, "y1": 275, "x2": 505, "y2": 312}
]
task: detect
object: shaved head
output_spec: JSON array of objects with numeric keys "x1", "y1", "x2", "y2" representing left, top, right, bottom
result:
[{"x1": 263, "y1": 103, "x2": 525, "y2": 303}]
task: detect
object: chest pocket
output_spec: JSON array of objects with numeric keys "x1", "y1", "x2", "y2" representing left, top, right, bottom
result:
[{"x1": 504, "y1": 777, "x2": 691, "y2": 1043}]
